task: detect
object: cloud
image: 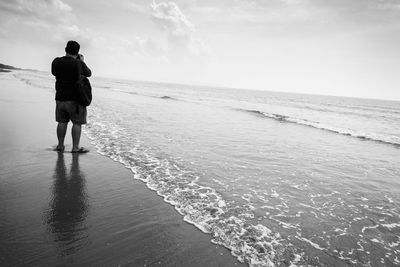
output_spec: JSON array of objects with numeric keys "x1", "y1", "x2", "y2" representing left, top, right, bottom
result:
[
  {"x1": 187, "y1": 0, "x2": 400, "y2": 40},
  {"x1": 150, "y1": 1, "x2": 206, "y2": 57},
  {"x1": 0, "y1": 0, "x2": 74, "y2": 24},
  {"x1": 134, "y1": 37, "x2": 166, "y2": 57},
  {"x1": 372, "y1": 0, "x2": 400, "y2": 10},
  {"x1": 151, "y1": 1, "x2": 194, "y2": 38},
  {"x1": 0, "y1": 27, "x2": 7, "y2": 37},
  {"x1": 0, "y1": 0, "x2": 98, "y2": 48},
  {"x1": 126, "y1": 1, "x2": 151, "y2": 13},
  {"x1": 111, "y1": 36, "x2": 166, "y2": 58}
]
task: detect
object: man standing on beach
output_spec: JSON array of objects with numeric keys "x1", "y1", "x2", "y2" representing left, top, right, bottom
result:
[{"x1": 52, "y1": 41, "x2": 92, "y2": 153}]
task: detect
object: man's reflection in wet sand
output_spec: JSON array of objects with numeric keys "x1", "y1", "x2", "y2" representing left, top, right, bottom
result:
[{"x1": 45, "y1": 153, "x2": 89, "y2": 256}]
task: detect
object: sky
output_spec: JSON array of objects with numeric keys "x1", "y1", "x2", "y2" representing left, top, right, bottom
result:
[{"x1": 1, "y1": 0, "x2": 400, "y2": 100}]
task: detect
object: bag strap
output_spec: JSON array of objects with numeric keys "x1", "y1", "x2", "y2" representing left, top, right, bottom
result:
[
  {"x1": 76, "y1": 59, "x2": 83, "y2": 111},
  {"x1": 76, "y1": 59, "x2": 82, "y2": 81}
]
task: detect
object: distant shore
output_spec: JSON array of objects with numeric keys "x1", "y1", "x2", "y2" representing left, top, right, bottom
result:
[{"x1": 0, "y1": 63, "x2": 20, "y2": 71}]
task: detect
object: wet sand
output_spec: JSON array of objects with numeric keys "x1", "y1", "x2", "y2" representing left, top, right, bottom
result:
[{"x1": 0, "y1": 71, "x2": 245, "y2": 267}]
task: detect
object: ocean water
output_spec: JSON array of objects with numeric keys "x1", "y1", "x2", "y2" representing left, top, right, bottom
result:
[{"x1": 14, "y1": 71, "x2": 400, "y2": 266}]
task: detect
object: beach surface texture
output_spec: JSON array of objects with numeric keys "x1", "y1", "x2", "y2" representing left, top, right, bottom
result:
[{"x1": 0, "y1": 71, "x2": 244, "y2": 266}]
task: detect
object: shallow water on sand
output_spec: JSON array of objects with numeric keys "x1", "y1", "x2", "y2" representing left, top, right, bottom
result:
[
  {"x1": 13, "y1": 71, "x2": 400, "y2": 266},
  {"x1": 0, "y1": 72, "x2": 245, "y2": 267}
]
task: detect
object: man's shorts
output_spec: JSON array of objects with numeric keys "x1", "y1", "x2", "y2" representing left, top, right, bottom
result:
[{"x1": 55, "y1": 101, "x2": 87, "y2": 125}]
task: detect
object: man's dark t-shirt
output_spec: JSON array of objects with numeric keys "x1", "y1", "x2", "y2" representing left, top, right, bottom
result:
[{"x1": 51, "y1": 56, "x2": 91, "y2": 101}]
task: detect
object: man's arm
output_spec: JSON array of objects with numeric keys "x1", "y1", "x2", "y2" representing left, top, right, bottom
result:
[
  {"x1": 80, "y1": 61, "x2": 92, "y2": 78},
  {"x1": 78, "y1": 55, "x2": 92, "y2": 77},
  {"x1": 51, "y1": 58, "x2": 58, "y2": 76}
]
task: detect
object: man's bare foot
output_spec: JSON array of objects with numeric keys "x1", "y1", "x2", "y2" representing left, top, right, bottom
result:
[{"x1": 54, "y1": 145, "x2": 65, "y2": 152}]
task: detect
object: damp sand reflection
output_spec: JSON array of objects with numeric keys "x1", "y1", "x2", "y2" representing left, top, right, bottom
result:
[{"x1": 45, "y1": 153, "x2": 89, "y2": 256}]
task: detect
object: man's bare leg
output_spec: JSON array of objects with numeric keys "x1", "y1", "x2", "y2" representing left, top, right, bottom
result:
[
  {"x1": 71, "y1": 123, "x2": 81, "y2": 152},
  {"x1": 56, "y1": 122, "x2": 68, "y2": 150}
]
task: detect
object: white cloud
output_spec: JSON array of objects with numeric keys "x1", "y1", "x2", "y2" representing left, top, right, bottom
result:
[
  {"x1": 54, "y1": 25, "x2": 94, "y2": 47},
  {"x1": 0, "y1": 0, "x2": 74, "y2": 24},
  {"x1": 0, "y1": 0, "x2": 97, "y2": 48},
  {"x1": 151, "y1": 1, "x2": 194, "y2": 37},
  {"x1": 134, "y1": 37, "x2": 166, "y2": 57},
  {"x1": 126, "y1": 1, "x2": 150, "y2": 13},
  {"x1": 109, "y1": 36, "x2": 166, "y2": 58},
  {"x1": 150, "y1": 1, "x2": 206, "y2": 57}
]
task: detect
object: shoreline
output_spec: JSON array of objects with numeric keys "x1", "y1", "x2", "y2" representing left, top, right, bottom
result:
[{"x1": 0, "y1": 71, "x2": 245, "y2": 266}]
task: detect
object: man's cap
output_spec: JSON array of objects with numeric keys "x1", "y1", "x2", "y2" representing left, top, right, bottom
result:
[{"x1": 65, "y1": 40, "x2": 80, "y2": 55}]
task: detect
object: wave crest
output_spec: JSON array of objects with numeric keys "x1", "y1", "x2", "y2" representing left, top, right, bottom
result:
[
  {"x1": 83, "y1": 106, "x2": 294, "y2": 266},
  {"x1": 236, "y1": 108, "x2": 400, "y2": 147}
]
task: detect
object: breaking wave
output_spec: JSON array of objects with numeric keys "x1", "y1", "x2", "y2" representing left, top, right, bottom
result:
[
  {"x1": 114, "y1": 88, "x2": 182, "y2": 101},
  {"x1": 83, "y1": 106, "x2": 303, "y2": 266},
  {"x1": 159, "y1": 95, "x2": 177, "y2": 100},
  {"x1": 236, "y1": 108, "x2": 400, "y2": 147}
]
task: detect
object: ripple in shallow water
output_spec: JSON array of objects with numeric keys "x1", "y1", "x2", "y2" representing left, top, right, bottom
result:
[{"x1": 83, "y1": 103, "x2": 400, "y2": 266}]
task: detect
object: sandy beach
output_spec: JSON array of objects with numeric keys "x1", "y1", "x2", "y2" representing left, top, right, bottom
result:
[{"x1": 0, "y1": 71, "x2": 245, "y2": 267}]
